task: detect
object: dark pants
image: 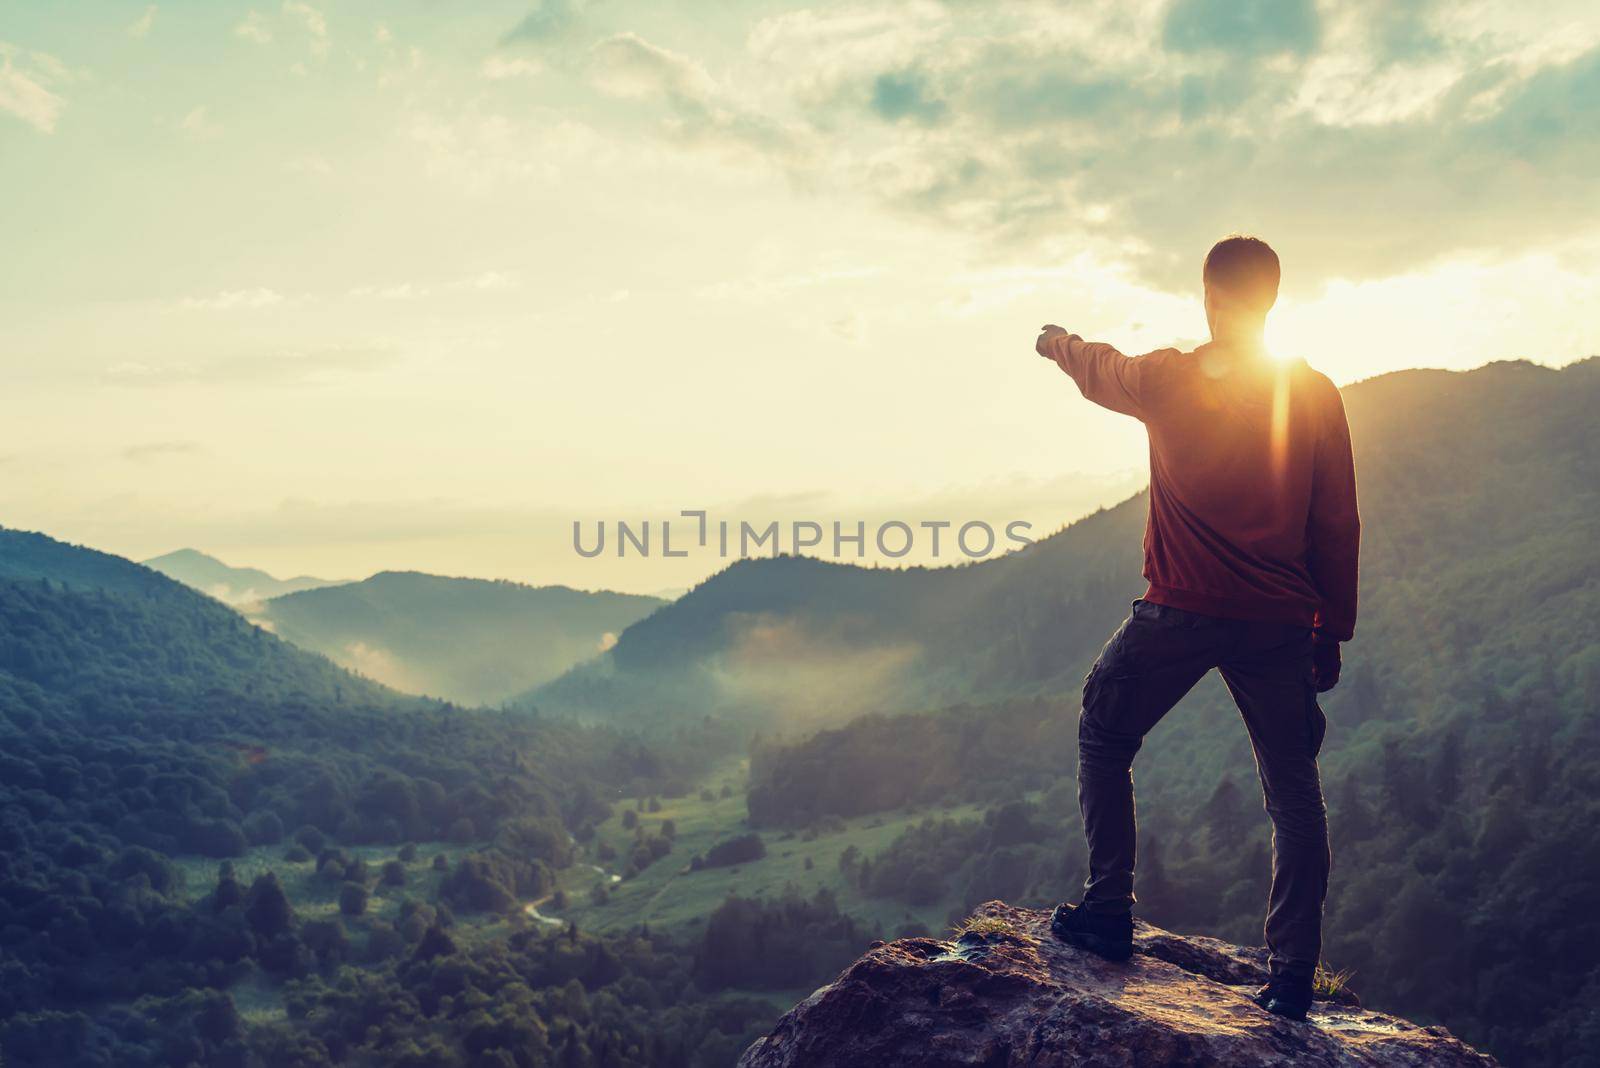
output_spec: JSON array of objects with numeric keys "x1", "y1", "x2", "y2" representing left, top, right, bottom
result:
[{"x1": 1077, "y1": 599, "x2": 1330, "y2": 981}]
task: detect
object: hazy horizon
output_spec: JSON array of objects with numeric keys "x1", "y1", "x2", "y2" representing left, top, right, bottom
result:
[
  {"x1": 123, "y1": 462, "x2": 1152, "y2": 594},
  {"x1": 5, "y1": 1, "x2": 1598, "y2": 591}
]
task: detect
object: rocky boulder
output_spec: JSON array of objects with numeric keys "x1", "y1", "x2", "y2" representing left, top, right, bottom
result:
[{"x1": 738, "y1": 902, "x2": 1498, "y2": 1068}]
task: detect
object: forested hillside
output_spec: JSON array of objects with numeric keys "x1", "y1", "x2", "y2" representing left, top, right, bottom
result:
[
  {"x1": 258, "y1": 572, "x2": 664, "y2": 706},
  {"x1": 0, "y1": 532, "x2": 756, "y2": 1066},
  {"x1": 0, "y1": 530, "x2": 392, "y2": 710}
]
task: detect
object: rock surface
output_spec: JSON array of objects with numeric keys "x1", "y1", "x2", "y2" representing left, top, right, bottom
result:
[{"x1": 738, "y1": 902, "x2": 1499, "y2": 1068}]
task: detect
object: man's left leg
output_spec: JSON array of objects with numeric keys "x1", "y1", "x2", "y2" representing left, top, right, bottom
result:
[
  {"x1": 1057, "y1": 600, "x2": 1218, "y2": 958},
  {"x1": 1219, "y1": 623, "x2": 1330, "y2": 1017}
]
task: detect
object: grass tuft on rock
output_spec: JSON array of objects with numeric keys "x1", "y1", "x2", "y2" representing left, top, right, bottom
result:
[
  {"x1": 951, "y1": 915, "x2": 1037, "y2": 944},
  {"x1": 1314, "y1": 963, "x2": 1355, "y2": 998}
]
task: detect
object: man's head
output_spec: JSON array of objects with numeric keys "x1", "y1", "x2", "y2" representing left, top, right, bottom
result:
[{"x1": 1203, "y1": 235, "x2": 1279, "y2": 342}]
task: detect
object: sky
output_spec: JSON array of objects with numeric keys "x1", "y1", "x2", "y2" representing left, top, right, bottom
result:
[{"x1": 2, "y1": 0, "x2": 1598, "y2": 593}]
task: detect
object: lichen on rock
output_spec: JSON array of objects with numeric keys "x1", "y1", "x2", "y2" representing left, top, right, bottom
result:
[{"x1": 738, "y1": 901, "x2": 1499, "y2": 1068}]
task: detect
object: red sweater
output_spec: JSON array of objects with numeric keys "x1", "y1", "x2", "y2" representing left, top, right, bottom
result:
[{"x1": 1045, "y1": 335, "x2": 1361, "y2": 642}]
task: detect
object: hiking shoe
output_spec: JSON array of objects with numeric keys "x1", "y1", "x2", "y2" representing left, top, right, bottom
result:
[
  {"x1": 1050, "y1": 902, "x2": 1133, "y2": 961},
  {"x1": 1252, "y1": 978, "x2": 1314, "y2": 1022}
]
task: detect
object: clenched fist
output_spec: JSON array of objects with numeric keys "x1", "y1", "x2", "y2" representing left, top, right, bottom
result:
[{"x1": 1312, "y1": 639, "x2": 1341, "y2": 693}]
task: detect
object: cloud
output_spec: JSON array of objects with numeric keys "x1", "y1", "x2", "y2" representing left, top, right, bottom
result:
[
  {"x1": 1359, "y1": 0, "x2": 1447, "y2": 64},
  {"x1": 180, "y1": 287, "x2": 282, "y2": 310},
  {"x1": 466, "y1": 2, "x2": 1600, "y2": 294},
  {"x1": 284, "y1": 2, "x2": 326, "y2": 39},
  {"x1": 337, "y1": 640, "x2": 431, "y2": 696},
  {"x1": 179, "y1": 105, "x2": 221, "y2": 138},
  {"x1": 554, "y1": 1, "x2": 1599, "y2": 292},
  {"x1": 348, "y1": 282, "x2": 425, "y2": 301},
  {"x1": 235, "y1": 11, "x2": 273, "y2": 44},
  {"x1": 452, "y1": 270, "x2": 516, "y2": 291},
  {"x1": 1163, "y1": 0, "x2": 1320, "y2": 57},
  {"x1": 590, "y1": 33, "x2": 716, "y2": 101},
  {"x1": 1084, "y1": 47, "x2": 1600, "y2": 287},
  {"x1": 346, "y1": 272, "x2": 519, "y2": 300},
  {"x1": 105, "y1": 344, "x2": 398, "y2": 387},
  {"x1": 120, "y1": 440, "x2": 203, "y2": 462},
  {"x1": 482, "y1": 55, "x2": 542, "y2": 80},
  {"x1": 0, "y1": 43, "x2": 66, "y2": 132},
  {"x1": 283, "y1": 0, "x2": 329, "y2": 58},
  {"x1": 588, "y1": 33, "x2": 805, "y2": 164},
  {"x1": 127, "y1": 6, "x2": 158, "y2": 40},
  {"x1": 502, "y1": 0, "x2": 585, "y2": 45}
]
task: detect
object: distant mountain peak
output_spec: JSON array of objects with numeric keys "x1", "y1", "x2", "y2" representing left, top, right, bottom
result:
[
  {"x1": 143, "y1": 547, "x2": 335, "y2": 605},
  {"x1": 144, "y1": 546, "x2": 219, "y2": 564}
]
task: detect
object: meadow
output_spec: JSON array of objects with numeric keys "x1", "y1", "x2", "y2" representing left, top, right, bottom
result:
[{"x1": 549, "y1": 760, "x2": 996, "y2": 939}]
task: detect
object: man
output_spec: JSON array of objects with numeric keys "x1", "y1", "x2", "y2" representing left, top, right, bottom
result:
[{"x1": 1035, "y1": 235, "x2": 1360, "y2": 1022}]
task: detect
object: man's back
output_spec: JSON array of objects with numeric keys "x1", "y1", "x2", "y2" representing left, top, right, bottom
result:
[{"x1": 1041, "y1": 336, "x2": 1360, "y2": 643}]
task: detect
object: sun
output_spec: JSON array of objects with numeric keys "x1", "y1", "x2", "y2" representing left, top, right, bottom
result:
[{"x1": 1262, "y1": 321, "x2": 1296, "y2": 362}]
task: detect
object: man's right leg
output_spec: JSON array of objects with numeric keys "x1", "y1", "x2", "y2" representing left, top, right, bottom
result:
[
  {"x1": 1218, "y1": 622, "x2": 1330, "y2": 998},
  {"x1": 1077, "y1": 601, "x2": 1218, "y2": 915}
]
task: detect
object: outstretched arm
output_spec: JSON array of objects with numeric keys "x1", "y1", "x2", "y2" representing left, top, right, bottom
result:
[{"x1": 1035, "y1": 325, "x2": 1155, "y2": 420}]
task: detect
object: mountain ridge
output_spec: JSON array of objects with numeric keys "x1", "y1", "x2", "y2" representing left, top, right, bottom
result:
[
  {"x1": 255, "y1": 570, "x2": 665, "y2": 706},
  {"x1": 524, "y1": 356, "x2": 1600, "y2": 728},
  {"x1": 143, "y1": 547, "x2": 337, "y2": 604},
  {"x1": 1, "y1": 527, "x2": 399, "y2": 711}
]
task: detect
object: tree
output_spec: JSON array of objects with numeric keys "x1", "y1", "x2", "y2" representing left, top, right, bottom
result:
[
  {"x1": 213, "y1": 865, "x2": 243, "y2": 912},
  {"x1": 1433, "y1": 730, "x2": 1463, "y2": 802},
  {"x1": 302, "y1": 918, "x2": 348, "y2": 965},
  {"x1": 245, "y1": 872, "x2": 294, "y2": 938},
  {"x1": 339, "y1": 881, "x2": 369, "y2": 916},
  {"x1": 1201, "y1": 777, "x2": 1246, "y2": 846},
  {"x1": 702, "y1": 833, "x2": 765, "y2": 869}
]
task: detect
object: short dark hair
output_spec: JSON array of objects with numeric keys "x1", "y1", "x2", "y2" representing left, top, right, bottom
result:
[{"x1": 1203, "y1": 235, "x2": 1279, "y2": 314}]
